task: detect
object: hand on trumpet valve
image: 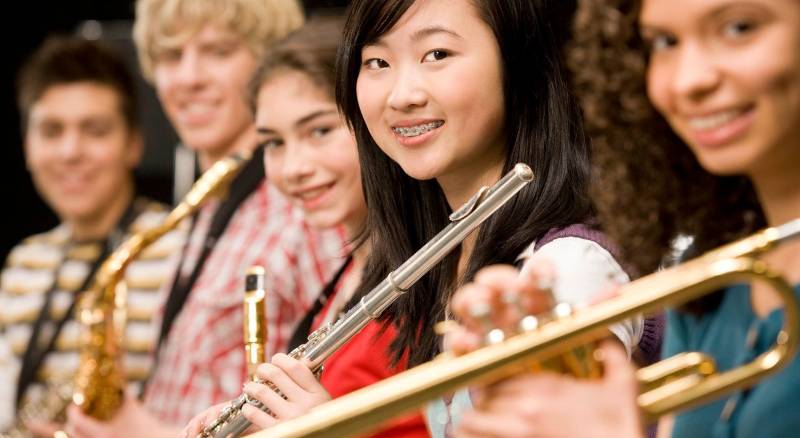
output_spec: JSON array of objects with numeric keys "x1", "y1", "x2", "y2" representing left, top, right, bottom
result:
[{"x1": 445, "y1": 260, "x2": 556, "y2": 355}]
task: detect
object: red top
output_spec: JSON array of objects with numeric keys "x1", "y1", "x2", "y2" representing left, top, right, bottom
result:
[{"x1": 313, "y1": 272, "x2": 430, "y2": 438}]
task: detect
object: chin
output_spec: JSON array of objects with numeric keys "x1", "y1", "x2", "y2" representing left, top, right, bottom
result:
[
  {"x1": 395, "y1": 162, "x2": 443, "y2": 182},
  {"x1": 305, "y1": 213, "x2": 340, "y2": 231},
  {"x1": 695, "y1": 155, "x2": 751, "y2": 177}
]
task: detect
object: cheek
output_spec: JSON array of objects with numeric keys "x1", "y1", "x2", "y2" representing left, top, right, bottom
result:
[
  {"x1": 326, "y1": 136, "x2": 362, "y2": 181},
  {"x1": 645, "y1": 64, "x2": 670, "y2": 116},
  {"x1": 94, "y1": 147, "x2": 129, "y2": 176},
  {"x1": 356, "y1": 76, "x2": 380, "y2": 125},
  {"x1": 153, "y1": 71, "x2": 174, "y2": 102},
  {"x1": 23, "y1": 143, "x2": 43, "y2": 170},
  {"x1": 265, "y1": 155, "x2": 288, "y2": 194}
]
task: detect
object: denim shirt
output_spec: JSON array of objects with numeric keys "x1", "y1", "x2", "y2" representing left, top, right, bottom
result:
[{"x1": 666, "y1": 284, "x2": 800, "y2": 438}]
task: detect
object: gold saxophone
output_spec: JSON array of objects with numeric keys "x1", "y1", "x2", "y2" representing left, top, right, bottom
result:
[
  {"x1": 242, "y1": 218, "x2": 800, "y2": 438},
  {"x1": 71, "y1": 152, "x2": 251, "y2": 420},
  {"x1": 243, "y1": 266, "x2": 267, "y2": 381}
]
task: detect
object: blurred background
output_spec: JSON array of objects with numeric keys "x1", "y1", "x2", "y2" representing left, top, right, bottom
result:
[{"x1": 2, "y1": 0, "x2": 349, "y2": 263}]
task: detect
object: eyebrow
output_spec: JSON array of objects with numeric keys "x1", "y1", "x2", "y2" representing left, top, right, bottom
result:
[
  {"x1": 640, "y1": 1, "x2": 766, "y2": 34},
  {"x1": 411, "y1": 25, "x2": 463, "y2": 42},
  {"x1": 368, "y1": 25, "x2": 464, "y2": 48},
  {"x1": 256, "y1": 109, "x2": 338, "y2": 135}
]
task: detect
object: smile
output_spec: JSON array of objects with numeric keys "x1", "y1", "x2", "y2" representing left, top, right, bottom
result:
[
  {"x1": 297, "y1": 184, "x2": 333, "y2": 200},
  {"x1": 684, "y1": 105, "x2": 755, "y2": 148},
  {"x1": 687, "y1": 107, "x2": 750, "y2": 131},
  {"x1": 392, "y1": 121, "x2": 444, "y2": 138}
]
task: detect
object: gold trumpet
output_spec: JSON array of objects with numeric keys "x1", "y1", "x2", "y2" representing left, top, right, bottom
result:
[
  {"x1": 72, "y1": 152, "x2": 251, "y2": 420},
  {"x1": 244, "y1": 218, "x2": 800, "y2": 438},
  {"x1": 243, "y1": 266, "x2": 267, "y2": 381}
]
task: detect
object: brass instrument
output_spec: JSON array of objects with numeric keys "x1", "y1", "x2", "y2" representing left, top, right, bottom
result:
[
  {"x1": 244, "y1": 267, "x2": 268, "y2": 380},
  {"x1": 243, "y1": 219, "x2": 800, "y2": 438},
  {"x1": 3, "y1": 383, "x2": 73, "y2": 438},
  {"x1": 200, "y1": 163, "x2": 535, "y2": 438},
  {"x1": 72, "y1": 152, "x2": 251, "y2": 420}
]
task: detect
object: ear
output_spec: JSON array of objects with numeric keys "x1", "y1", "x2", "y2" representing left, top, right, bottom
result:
[{"x1": 125, "y1": 129, "x2": 145, "y2": 169}]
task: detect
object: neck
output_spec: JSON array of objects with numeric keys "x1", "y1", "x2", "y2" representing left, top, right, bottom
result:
[
  {"x1": 69, "y1": 179, "x2": 134, "y2": 241},
  {"x1": 197, "y1": 126, "x2": 257, "y2": 172},
  {"x1": 750, "y1": 167, "x2": 800, "y2": 227},
  {"x1": 438, "y1": 159, "x2": 505, "y2": 214},
  {"x1": 343, "y1": 215, "x2": 370, "y2": 269},
  {"x1": 748, "y1": 165, "x2": 800, "y2": 311},
  {"x1": 436, "y1": 160, "x2": 504, "y2": 278}
]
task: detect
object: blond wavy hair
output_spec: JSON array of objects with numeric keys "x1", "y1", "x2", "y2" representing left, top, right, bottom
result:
[{"x1": 133, "y1": 0, "x2": 304, "y2": 81}]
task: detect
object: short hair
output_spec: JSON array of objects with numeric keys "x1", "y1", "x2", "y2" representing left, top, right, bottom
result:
[
  {"x1": 16, "y1": 35, "x2": 139, "y2": 133},
  {"x1": 133, "y1": 0, "x2": 305, "y2": 81},
  {"x1": 247, "y1": 16, "x2": 344, "y2": 115}
]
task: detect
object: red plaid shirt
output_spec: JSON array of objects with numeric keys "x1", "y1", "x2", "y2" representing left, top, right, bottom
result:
[{"x1": 143, "y1": 180, "x2": 343, "y2": 425}]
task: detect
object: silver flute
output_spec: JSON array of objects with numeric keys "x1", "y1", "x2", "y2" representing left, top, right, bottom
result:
[{"x1": 199, "y1": 163, "x2": 534, "y2": 438}]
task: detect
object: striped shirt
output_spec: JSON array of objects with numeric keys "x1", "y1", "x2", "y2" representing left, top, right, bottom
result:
[{"x1": 0, "y1": 199, "x2": 183, "y2": 431}]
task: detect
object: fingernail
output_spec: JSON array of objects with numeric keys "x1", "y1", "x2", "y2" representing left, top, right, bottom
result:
[
  {"x1": 501, "y1": 291, "x2": 518, "y2": 305},
  {"x1": 519, "y1": 314, "x2": 539, "y2": 332},
  {"x1": 468, "y1": 302, "x2": 491, "y2": 319},
  {"x1": 434, "y1": 320, "x2": 459, "y2": 336},
  {"x1": 553, "y1": 302, "x2": 573, "y2": 319},
  {"x1": 486, "y1": 328, "x2": 505, "y2": 344}
]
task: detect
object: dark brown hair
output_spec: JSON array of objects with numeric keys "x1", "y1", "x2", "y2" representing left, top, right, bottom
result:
[
  {"x1": 336, "y1": 0, "x2": 594, "y2": 366},
  {"x1": 567, "y1": 0, "x2": 764, "y2": 311},
  {"x1": 247, "y1": 16, "x2": 344, "y2": 114},
  {"x1": 17, "y1": 35, "x2": 139, "y2": 133}
]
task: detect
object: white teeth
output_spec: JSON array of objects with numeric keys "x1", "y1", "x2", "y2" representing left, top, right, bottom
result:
[
  {"x1": 392, "y1": 121, "x2": 444, "y2": 137},
  {"x1": 298, "y1": 186, "x2": 328, "y2": 200},
  {"x1": 688, "y1": 109, "x2": 746, "y2": 130},
  {"x1": 183, "y1": 103, "x2": 215, "y2": 115}
]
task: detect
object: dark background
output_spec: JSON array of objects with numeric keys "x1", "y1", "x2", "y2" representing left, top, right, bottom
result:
[{"x1": 1, "y1": 0, "x2": 348, "y2": 263}]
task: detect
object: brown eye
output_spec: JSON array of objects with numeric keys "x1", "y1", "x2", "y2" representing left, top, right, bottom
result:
[
  {"x1": 723, "y1": 19, "x2": 756, "y2": 38},
  {"x1": 648, "y1": 34, "x2": 678, "y2": 53},
  {"x1": 260, "y1": 138, "x2": 283, "y2": 150},
  {"x1": 422, "y1": 49, "x2": 449, "y2": 62},
  {"x1": 364, "y1": 58, "x2": 390, "y2": 70}
]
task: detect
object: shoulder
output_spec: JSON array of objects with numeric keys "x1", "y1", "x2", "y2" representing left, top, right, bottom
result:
[
  {"x1": 127, "y1": 198, "x2": 185, "y2": 261},
  {"x1": 522, "y1": 236, "x2": 629, "y2": 295},
  {"x1": 128, "y1": 198, "x2": 170, "y2": 232},
  {"x1": 4, "y1": 225, "x2": 68, "y2": 270},
  {"x1": 520, "y1": 232, "x2": 643, "y2": 355}
]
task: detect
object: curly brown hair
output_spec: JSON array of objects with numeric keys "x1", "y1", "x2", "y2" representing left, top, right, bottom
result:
[{"x1": 567, "y1": 0, "x2": 765, "y2": 295}]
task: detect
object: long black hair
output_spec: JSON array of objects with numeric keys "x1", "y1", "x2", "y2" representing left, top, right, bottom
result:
[{"x1": 336, "y1": 0, "x2": 592, "y2": 366}]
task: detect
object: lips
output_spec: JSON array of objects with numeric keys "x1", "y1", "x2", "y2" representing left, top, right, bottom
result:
[
  {"x1": 55, "y1": 174, "x2": 92, "y2": 193},
  {"x1": 392, "y1": 120, "x2": 444, "y2": 137},
  {"x1": 683, "y1": 105, "x2": 755, "y2": 148},
  {"x1": 176, "y1": 101, "x2": 219, "y2": 126},
  {"x1": 389, "y1": 119, "x2": 445, "y2": 147},
  {"x1": 292, "y1": 182, "x2": 335, "y2": 210}
]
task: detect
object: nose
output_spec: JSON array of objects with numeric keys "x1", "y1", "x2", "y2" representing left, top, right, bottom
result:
[
  {"x1": 387, "y1": 65, "x2": 428, "y2": 111},
  {"x1": 56, "y1": 129, "x2": 83, "y2": 162},
  {"x1": 173, "y1": 48, "x2": 206, "y2": 88},
  {"x1": 282, "y1": 142, "x2": 315, "y2": 185},
  {"x1": 670, "y1": 42, "x2": 721, "y2": 101}
]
